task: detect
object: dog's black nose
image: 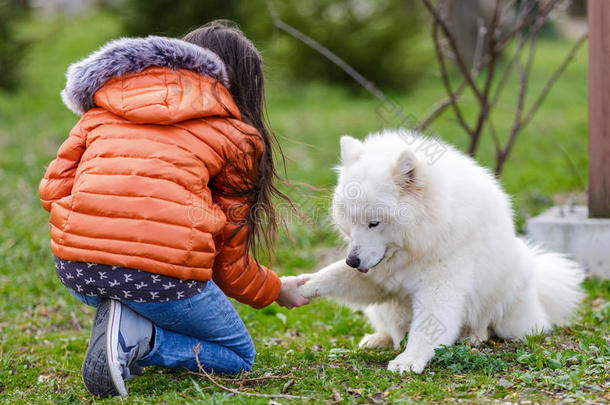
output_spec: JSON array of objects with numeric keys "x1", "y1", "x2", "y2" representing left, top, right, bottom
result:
[{"x1": 346, "y1": 255, "x2": 360, "y2": 268}]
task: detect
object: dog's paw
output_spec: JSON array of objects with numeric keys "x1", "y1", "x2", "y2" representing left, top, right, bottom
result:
[
  {"x1": 467, "y1": 334, "x2": 486, "y2": 347},
  {"x1": 465, "y1": 328, "x2": 488, "y2": 347},
  {"x1": 387, "y1": 354, "x2": 427, "y2": 374},
  {"x1": 359, "y1": 333, "x2": 394, "y2": 349},
  {"x1": 297, "y1": 280, "x2": 322, "y2": 298}
]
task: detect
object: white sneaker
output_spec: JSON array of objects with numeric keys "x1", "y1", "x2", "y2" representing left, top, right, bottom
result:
[{"x1": 82, "y1": 299, "x2": 152, "y2": 397}]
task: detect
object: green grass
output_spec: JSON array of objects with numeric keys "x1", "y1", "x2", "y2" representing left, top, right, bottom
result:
[{"x1": 1, "y1": 11, "x2": 608, "y2": 404}]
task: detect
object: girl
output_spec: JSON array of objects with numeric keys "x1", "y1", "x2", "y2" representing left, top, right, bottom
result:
[{"x1": 39, "y1": 21, "x2": 309, "y2": 397}]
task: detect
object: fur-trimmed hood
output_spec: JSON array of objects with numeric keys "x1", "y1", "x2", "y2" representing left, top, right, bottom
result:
[{"x1": 61, "y1": 36, "x2": 230, "y2": 115}]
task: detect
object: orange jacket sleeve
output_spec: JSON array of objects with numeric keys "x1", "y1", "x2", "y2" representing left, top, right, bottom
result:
[
  {"x1": 211, "y1": 192, "x2": 281, "y2": 308},
  {"x1": 210, "y1": 136, "x2": 282, "y2": 309},
  {"x1": 39, "y1": 119, "x2": 86, "y2": 211}
]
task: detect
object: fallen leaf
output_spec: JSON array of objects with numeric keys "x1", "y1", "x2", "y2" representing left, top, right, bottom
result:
[
  {"x1": 331, "y1": 388, "x2": 343, "y2": 403},
  {"x1": 368, "y1": 392, "x2": 384, "y2": 403},
  {"x1": 344, "y1": 384, "x2": 365, "y2": 397},
  {"x1": 282, "y1": 378, "x2": 295, "y2": 393},
  {"x1": 498, "y1": 377, "x2": 513, "y2": 388}
]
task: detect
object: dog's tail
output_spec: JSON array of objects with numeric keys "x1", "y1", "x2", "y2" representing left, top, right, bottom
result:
[{"x1": 530, "y1": 245, "x2": 585, "y2": 325}]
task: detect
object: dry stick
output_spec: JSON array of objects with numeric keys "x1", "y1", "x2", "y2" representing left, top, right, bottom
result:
[
  {"x1": 184, "y1": 370, "x2": 294, "y2": 383},
  {"x1": 191, "y1": 344, "x2": 309, "y2": 400},
  {"x1": 496, "y1": 32, "x2": 588, "y2": 174}
]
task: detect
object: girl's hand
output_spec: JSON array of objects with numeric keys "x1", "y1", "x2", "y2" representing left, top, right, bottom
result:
[{"x1": 276, "y1": 276, "x2": 310, "y2": 309}]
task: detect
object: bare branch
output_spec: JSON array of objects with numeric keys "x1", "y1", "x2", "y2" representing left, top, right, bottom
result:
[
  {"x1": 467, "y1": 0, "x2": 501, "y2": 156},
  {"x1": 521, "y1": 32, "x2": 588, "y2": 129},
  {"x1": 471, "y1": 17, "x2": 488, "y2": 77},
  {"x1": 268, "y1": 3, "x2": 387, "y2": 104},
  {"x1": 415, "y1": 80, "x2": 467, "y2": 131},
  {"x1": 494, "y1": 0, "x2": 563, "y2": 52},
  {"x1": 489, "y1": 32, "x2": 527, "y2": 111},
  {"x1": 496, "y1": 32, "x2": 588, "y2": 174},
  {"x1": 487, "y1": 115, "x2": 502, "y2": 157},
  {"x1": 502, "y1": 18, "x2": 545, "y2": 164},
  {"x1": 421, "y1": 0, "x2": 484, "y2": 102},
  {"x1": 489, "y1": 0, "x2": 534, "y2": 110},
  {"x1": 432, "y1": 21, "x2": 474, "y2": 136},
  {"x1": 268, "y1": 0, "x2": 585, "y2": 177},
  {"x1": 418, "y1": 9, "x2": 492, "y2": 132}
]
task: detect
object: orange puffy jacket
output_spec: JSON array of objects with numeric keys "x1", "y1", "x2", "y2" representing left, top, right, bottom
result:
[{"x1": 39, "y1": 36, "x2": 281, "y2": 308}]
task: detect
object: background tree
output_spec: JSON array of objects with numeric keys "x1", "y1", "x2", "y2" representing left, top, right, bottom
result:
[
  {"x1": 420, "y1": 0, "x2": 584, "y2": 174},
  {"x1": 120, "y1": 0, "x2": 429, "y2": 90},
  {"x1": 0, "y1": 0, "x2": 28, "y2": 91},
  {"x1": 268, "y1": 0, "x2": 585, "y2": 175}
]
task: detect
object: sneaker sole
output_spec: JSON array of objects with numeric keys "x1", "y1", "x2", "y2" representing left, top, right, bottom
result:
[
  {"x1": 81, "y1": 299, "x2": 127, "y2": 397},
  {"x1": 106, "y1": 300, "x2": 127, "y2": 396}
]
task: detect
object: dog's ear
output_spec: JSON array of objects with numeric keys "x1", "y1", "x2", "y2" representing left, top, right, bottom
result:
[
  {"x1": 393, "y1": 149, "x2": 418, "y2": 192},
  {"x1": 340, "y1": 136, "x2": 363, "y2": 163}
]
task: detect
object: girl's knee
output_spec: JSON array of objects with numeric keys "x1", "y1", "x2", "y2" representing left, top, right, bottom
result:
[{"x1": 242, "y1": 339, "x2": 256, "y2": 370}]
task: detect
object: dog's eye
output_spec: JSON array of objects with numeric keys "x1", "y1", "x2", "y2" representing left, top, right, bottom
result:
[{"x1": 368, "y1": 221, "x2": 380, "y2": 229}]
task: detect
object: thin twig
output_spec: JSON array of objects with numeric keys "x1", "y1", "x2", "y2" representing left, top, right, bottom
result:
[
  {"x1": 432, "y1": 21, "x2": 473, "y2": 136},
  {"x1": 494, "y1": 0, "x2": 563, "y2": 52},
  {"x1": 499, "y1": 17, "x2": 543, "y2": 170},
  {"x1": 489, "y1": 32, "x2": 527, "y2": 110},
  {"x1": 284, "y1": 179, "x2": 329, "y2": 193},
  {"x1": 487, "y1": 116, "x2": 502, "y2": 160},
  {"x1": 520, "y1": 32, "x2": 588, "y2": 129},
  {"x1": 185, "y1": 370, "x2": 294, "y2": 383},
  {"x1": 489, "y1": 0, "x2": 534, "y2": 112},
  {"x1": 467, "y1": 0, "x2": 501, "y2": 156},
  {"x1": 192, "y1": 344, "x2": 309, "y2": 400},
  {"x1": 532, "y1": 121, "x2": 587, "y2": 191},
  {"x1": 421, "y1": 0, "x2": 484, "y2": 102},
  {"x1": 471, "y1": 17, "x2": 487, "y2": 77},
  {"x1": 416, "y1": 85, "x2": 463, "y2": 131},
  {"x1": 417, "y1": 7, "x2": 489, "y2": 132},
  {"x1": 496, "y1": 32, "x2": 588, "y2": 174},
  {"x1": 268, "y1": 3, "x2": 387, "y2": 104}
]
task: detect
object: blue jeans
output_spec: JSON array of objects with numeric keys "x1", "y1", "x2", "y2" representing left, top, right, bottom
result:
[{"x1": 70, "y1": 280, "x2": 255, "y2": 374}]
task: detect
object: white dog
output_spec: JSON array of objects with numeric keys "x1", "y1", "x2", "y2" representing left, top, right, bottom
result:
[{"x1": 297, "y1": 130, "x2": 584, "y2": 374}]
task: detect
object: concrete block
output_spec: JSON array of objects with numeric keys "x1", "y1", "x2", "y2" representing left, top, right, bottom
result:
[{"x1": 526, "y1": 205, "x2": 610, "y2": 279}]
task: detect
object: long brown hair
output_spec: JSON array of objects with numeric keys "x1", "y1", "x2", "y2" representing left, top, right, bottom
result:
[{"x1": 182, "y1": 20, "x2": 290, "y2": 265}]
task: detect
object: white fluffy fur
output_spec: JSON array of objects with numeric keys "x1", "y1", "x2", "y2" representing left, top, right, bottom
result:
[{"x1": 298, "y1": 130, "x2": 584, "y2": 374}]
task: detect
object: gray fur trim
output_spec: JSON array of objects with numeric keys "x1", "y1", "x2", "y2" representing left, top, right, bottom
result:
[{"x1": 61, "y1": 36, "x2": 230, "y2": 115}]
